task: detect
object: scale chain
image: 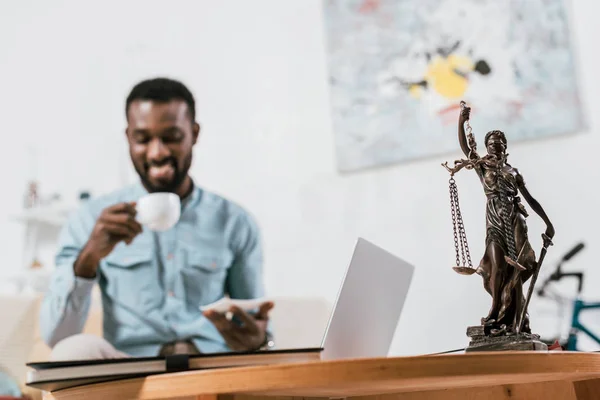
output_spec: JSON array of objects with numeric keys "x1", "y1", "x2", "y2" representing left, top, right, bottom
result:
[
  {"x1": 449, "y1": 177, "x2": 461, "y2": 267},
  {"x1": 449, "y1": 176, "x2": 473, "y2": 269}
]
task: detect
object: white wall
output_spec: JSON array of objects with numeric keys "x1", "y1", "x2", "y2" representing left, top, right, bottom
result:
[{"x1": 1, "y1": 0, "x2": 599, "y2": 355}]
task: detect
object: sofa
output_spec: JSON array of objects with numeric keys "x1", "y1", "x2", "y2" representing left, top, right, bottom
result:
[{"x1": 0, "y1": 289, "x2": 332, "y2": 399}]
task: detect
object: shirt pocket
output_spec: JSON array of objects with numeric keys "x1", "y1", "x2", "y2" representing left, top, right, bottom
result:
[
  {"x1": 102, "y1": 250, "x2": 154, "y2": 310},
  {"x1": 181, "y1": 250, "x2": 232, "y2": 308}
]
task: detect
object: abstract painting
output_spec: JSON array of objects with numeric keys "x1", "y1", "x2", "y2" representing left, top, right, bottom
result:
[{"x1": 323, "y1": 0, "x2": 584, "y2": 172}]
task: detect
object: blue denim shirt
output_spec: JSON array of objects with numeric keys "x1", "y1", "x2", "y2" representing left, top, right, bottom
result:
[{"x1": 40, "y1": 183, "x2": 265, "y2": 356}]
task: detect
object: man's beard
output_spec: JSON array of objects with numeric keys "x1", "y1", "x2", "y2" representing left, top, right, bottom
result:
[{"x1": 136, "y1": 153, "x2": 191, "y2": 193}]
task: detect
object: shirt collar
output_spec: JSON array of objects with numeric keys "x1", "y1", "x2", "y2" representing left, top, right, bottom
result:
[{"x1": 182, "y1": 180, "x2": 203, "y2": 211}]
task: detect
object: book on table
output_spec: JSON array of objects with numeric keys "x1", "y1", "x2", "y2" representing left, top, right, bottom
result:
[{"x1": 26, "y1": 347, "x2": 323, "y2": 392}]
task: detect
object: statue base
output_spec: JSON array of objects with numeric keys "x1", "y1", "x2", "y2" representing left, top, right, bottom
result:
[{"x1": 465, "y1": 325, "x2": 548, "y2": 352}]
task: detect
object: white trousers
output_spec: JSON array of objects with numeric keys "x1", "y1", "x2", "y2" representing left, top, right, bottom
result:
[{"x1": 49, "y1": 334, "x2": 130, "y2": 361}]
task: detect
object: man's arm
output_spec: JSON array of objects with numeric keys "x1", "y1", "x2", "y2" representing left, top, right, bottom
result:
[
  {"x1": 226, "y1": 212, "x2": 265, "y2": 300},
  {"x1": 39, "y1": 209, "x2": 97, "y2": 348},
  {"x1": 217, "y1": 211, "x2": 274, "y2": 350},
  {"x1": 40, "y1": 201, "x2": 142, "y2": 347}
]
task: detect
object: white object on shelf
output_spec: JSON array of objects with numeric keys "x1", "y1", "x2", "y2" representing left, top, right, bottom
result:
[{"x1": 11, "y1": 203, "x2": 73, "y2": 226}]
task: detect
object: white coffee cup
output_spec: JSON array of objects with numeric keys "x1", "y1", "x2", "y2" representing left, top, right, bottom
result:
[{"x1": 136, "y1": 193, "x2": 181, "y2": 232}]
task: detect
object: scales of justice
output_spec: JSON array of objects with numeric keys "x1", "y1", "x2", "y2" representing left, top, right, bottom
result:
[{"x1": 442, "y1": 101, "x2": 555, "y2": 352}]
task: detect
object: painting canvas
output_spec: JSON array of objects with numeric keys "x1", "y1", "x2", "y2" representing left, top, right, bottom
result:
[{"x1": 323, "y1": 0, "x2": 585, "y2": 172}]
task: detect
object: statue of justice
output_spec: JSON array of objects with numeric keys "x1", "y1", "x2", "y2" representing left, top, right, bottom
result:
[{"x1": 442, "y1": 101, "x2": 555, "y2": 351}]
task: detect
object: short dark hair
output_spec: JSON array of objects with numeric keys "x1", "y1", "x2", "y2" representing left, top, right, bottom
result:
[{"x1": 125, "y1": 77, "x2": 196, "y2": 121}]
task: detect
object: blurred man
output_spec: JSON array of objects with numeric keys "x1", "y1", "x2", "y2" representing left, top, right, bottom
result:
[{"x1": 40, "y1": 78, "x2": 273, "y2": 359}]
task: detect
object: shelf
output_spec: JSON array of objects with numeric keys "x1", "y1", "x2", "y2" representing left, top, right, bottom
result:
[{"x1": 11, "y1": 204, "x2": 73, "y2": 226}]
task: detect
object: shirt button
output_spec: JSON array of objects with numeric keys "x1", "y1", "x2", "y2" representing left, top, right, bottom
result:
[
  {"x1": 167, "y1": 253, "x2": 174, "y2": 260},
  {"x1": 168, "y1": 291, "x2": 174, "y2": 297}
]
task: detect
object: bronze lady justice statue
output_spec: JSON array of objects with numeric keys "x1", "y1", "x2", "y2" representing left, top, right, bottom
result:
[{"x1": 443, "y1": 102, "x2": 555, "y2": 347}]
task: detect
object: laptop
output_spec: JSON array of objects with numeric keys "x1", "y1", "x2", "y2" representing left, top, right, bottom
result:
[
  {"x1": 321, "y1": 237, "x2": 414, "y2": 360},
  {"x1": 26, "y1": 237, "x2": 414, "y2": 391}
]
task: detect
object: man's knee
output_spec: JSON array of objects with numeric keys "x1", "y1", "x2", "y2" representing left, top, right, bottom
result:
[{"x1": 50, "y1": 334, "x2": 128, "y2": 361}]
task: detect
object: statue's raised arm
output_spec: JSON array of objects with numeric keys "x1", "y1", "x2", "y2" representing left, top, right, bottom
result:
[
  {"x1": 458, "y1": 101, "x2": 478, "y2": 159},
  {"x1": 442, "y1": 101, "x2": 482, "y2": 176}
]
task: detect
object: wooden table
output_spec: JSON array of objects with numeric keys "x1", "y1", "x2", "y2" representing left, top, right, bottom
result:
[{"x1": 46, "y1": 352, "x2": 600, "y2": 400}]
